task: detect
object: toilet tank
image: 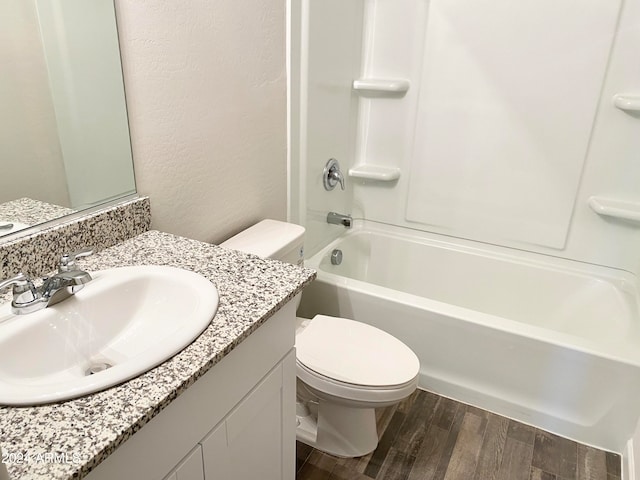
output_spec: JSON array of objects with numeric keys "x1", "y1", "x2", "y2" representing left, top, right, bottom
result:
[{"x1": 220, "y1": 219, "x2": 305, "y2": 265}]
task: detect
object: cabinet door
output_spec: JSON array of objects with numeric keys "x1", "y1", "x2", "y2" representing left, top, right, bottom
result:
[
  {"x1": 201, "y1": 361, "x2": 286, "y2": 480},
  {"x1": 163, "y1": 445, "x2": 204, "y2": 480},
  {"x1": 176, "y1": 446, "x2": 204, "y2": 480}
]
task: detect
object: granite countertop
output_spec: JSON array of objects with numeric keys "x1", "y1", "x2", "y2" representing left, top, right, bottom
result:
[
  {"x1": 0, "y1": 230, "x2": 315, "y2": 480},
  {"x1": 0, "y1": 198, "x2": 75, "y2": 228}
]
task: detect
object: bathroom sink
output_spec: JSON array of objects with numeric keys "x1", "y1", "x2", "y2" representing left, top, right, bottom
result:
[{"x1": 0, "y1": 265, "x2": 219, "y2": 405}]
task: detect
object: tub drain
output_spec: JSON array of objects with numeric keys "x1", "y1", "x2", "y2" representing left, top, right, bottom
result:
[{"x1": 85, "y1": 362, "x2": 112, "y2": 376}]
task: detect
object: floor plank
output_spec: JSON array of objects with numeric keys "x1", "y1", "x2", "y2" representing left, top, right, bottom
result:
[
  {"x1": 507, "y1": 420, "x2": 536, "y2": 445},
  {"x1": 329, "y1": 463, "x2": 372, "y2": 480},
  {"x1": 297, "y1": 462, "x2": 332, "y2": 480},
  {"x1": 442, "y1": 409, "x2": 488, "y2": 480},
  {"x1": 577, "y1": 444, "x2": 608, "y2": 480},
  {"x1": 376, "y1": 447, "x2": 416, "y2": 480},
  {"x1": 530, "y1": 466, "x2": 557, "y2": 480},
  {"x1": 432, "y1": 401, "x2": 465, "y2": 480},
  {"x1": 363, "y1": 410, "x2": 406, "y2": 478},
  {"x1": 472, "y1": 413, "x2": 509, "y2": 480},
  {"x1": 394, "y1": 389, "x2": 439, "y2": 458},
  {"x1": 297, "y1": 441, "x2": 315, "y2": 474},
  {"x1": 495, "y1": 435, "x2": 534, "y2": 480},
  {"x1": 295, "y1": 389, "x2": 621, "y2": 480},
  {"x1": 605, "y1": 451, "x2": 621, "y2": 478},
  {"x1": 532, "y1": 430, "x2": 577, "y2": 479},
  {"x1": 407, "y1": 424, "x2": 450, "y2": 480}
]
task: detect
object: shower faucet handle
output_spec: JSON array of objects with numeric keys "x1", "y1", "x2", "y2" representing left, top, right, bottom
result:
[
  {"x1": 324, "y1": 158, "x2": 345, "y2": 191},
  {"x1": 331, "y1": 169, "x2": 345, "y2": 190}
]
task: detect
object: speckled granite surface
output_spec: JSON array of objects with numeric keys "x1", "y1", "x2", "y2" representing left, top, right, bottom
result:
[
  {"x1": 0, "y1": 197, "x2": 151, "y2": 279},
  {"x1": 0, "y1": 230, "x2": 315, "y2": 480},
  {"x1": 0, "y1": 198, "x2": 75, "y2": 228}
]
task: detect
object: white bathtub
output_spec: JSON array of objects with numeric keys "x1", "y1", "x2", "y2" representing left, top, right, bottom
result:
[{"x1": 297, "y1": 221, "x2": 640, "y2": 452}]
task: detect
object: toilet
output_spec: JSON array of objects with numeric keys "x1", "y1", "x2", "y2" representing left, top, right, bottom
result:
[{"x1": 221, "y1": 219, "x2": 419, "y2": 458}]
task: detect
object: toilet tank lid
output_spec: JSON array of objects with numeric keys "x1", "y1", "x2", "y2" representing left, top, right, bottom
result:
[{"x1": 220, "y1": 219, "x2": 305, "y2": 259}]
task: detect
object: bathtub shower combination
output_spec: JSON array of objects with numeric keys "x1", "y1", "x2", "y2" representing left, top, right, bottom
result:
[{"x1": 291, "y1": 0, "x2": 640, "y2": 471}]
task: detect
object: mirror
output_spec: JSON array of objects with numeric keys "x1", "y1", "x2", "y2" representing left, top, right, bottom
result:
[{"x1": 0, "y1": 0, "x2": 136, "y2": 237}]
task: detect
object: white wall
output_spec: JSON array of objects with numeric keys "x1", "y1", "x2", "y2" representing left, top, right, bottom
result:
[
  {"x1": 115, "y1": 0, "x2": 287, "y2": 244},
  {"x1": 0, "y1": 1, "x2": 70, "y2": 208}
]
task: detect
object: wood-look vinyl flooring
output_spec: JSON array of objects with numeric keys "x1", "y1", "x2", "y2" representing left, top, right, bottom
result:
[{"x1": 296, "y1": 389, "x2": 621, "y2": 480}]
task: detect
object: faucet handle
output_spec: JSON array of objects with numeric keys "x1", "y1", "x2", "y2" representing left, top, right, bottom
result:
[
  {"x1": 0, "y1": 273, "x2": 30, "y2": 293},
  {"x1": 59, "y1": 247, "x2": 95, "y2": 272},
  {"x1": 323, "y1": 158, "x2": 346, "y2": 191},
  {"x1": 0, "y1": 273, "x2": 38, "y2": 305},
  {"x1": 330, "y1": 169, "x2": 345, "y2": 190}
]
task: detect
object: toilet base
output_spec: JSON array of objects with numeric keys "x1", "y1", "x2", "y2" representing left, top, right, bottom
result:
[{"x1": 296, "y1": 399, "x2": 379, "y2": 458}]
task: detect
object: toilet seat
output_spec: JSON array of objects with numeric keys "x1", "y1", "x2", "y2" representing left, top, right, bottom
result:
[
  {"x1": 297, "y1": 360, "x2": 418, "y2": 405},
  {"x1": 295, "y1": 315, "x2": 419, "y2": 403}
]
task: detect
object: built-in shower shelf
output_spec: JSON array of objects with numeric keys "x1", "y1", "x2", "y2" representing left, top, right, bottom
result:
[
  {"x1": 349, "y1": 165, "x2": 401, "y2": 181},
  {"x1": 589, "y1": 196, "x2": 640, "y2": 222},
  {"x1": 613, "y1": 94, "x2": 640, "y2": 113},
  {"x1": 352, "y1": 78, "x2": 410, "y2": 97}
]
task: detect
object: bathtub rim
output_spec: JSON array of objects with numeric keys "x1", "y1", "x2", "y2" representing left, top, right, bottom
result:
[
  {"x1": 304, "y1": 221, "x2": 640, "y2": 368},
  {"x1": 311, "y1": 220, "x2": 638, "y2": 290}
]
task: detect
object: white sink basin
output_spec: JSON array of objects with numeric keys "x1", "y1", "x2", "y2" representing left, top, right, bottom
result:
[{"x1": 0, "y1": 266, "x2": 219, "y2": 405}]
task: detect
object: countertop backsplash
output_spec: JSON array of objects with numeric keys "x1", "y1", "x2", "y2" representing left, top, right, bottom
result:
[{"x1": 0, "y1": 196, "x2": 151, "y2": 280}]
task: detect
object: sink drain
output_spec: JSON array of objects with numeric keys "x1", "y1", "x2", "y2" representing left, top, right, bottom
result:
[{"x1": 85, "y1": 362, "x2": 112, "y2": 376}]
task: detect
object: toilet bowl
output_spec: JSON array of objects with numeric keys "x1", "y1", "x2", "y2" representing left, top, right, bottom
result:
[
  {"x1": 221, "y1": 220, "x2": 419, "y2": 457},
  {"x1": 295, "y1": 315, "x2": 419, "y2": 457}
]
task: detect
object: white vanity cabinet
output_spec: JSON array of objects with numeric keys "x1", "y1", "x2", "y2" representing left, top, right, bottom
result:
[
  {"x1": 163, "y1": 445, "x2": 204, "y2": 480},
  {"x1": 87, "y1": 300, "x2": 297, "y2": 480}
]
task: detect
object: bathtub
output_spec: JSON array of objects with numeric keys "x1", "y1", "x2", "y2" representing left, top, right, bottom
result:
[{"x1": 297, "y1": 221, "x2": 640, "y2": 452}]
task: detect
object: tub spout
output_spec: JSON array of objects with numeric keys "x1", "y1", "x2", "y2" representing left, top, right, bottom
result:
[{"x1": 327, "y1": 212, "x2": 352, "y2": 228}]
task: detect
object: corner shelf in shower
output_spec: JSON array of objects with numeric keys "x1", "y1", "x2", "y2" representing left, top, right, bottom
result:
[
  {"x1": 348, "y1": 165, "x2": 401, "y2": 182},
  {"x1": 352, "y1": 78, "x2": 410, "y2": 97},
  {"x1": 588, "y1": 196, "x2": 640, "y2": 223},
  {"x1": 613, "y1": 94, "x2": 640, "y2": 113}
]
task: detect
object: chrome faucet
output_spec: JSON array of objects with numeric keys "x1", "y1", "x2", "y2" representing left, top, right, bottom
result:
[
  {"x1": 327, "y1": 212, "x2": 352, "y2": 228},
  {"x1": 0, "y1": 248, "x2": 94, "y2": 315}
]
